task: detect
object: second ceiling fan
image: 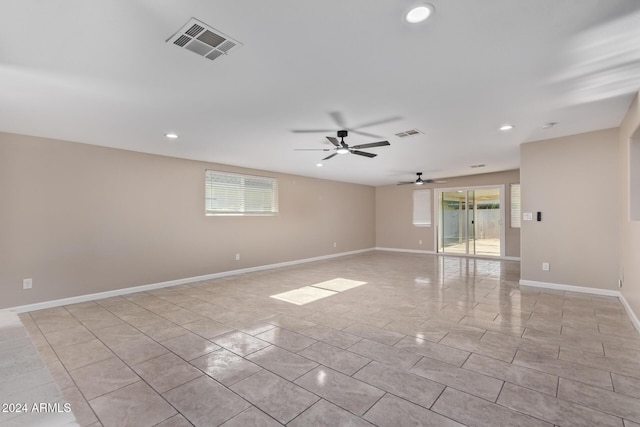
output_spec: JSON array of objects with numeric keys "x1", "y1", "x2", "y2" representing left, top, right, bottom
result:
[
  {"x1": 398, "y1": 172, "x2": 447, "y2": 185},
  {"x1": 295, "y1": 130, "x2": 390, "y2": 160}
]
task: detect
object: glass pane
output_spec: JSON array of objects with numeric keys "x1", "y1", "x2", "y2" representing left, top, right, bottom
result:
[
  {"x1": 473, "y1": 188, "x2": 501, "y2": 256},
  {"x1": 205, "y1": 170, "x2": 278, "y2": 215},
  {"x1": 440, "y1": 191, "x2": 467, "y2": 254}
]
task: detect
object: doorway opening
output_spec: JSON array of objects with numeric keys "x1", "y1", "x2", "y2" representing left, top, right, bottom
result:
[{"x1": 436, "y1": 186, "x2": 505, "y2": 257}]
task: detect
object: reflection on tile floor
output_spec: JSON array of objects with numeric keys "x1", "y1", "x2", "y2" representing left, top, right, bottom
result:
[{"x1": 12, "y1": 251, "x2": 640, "y2": 426}]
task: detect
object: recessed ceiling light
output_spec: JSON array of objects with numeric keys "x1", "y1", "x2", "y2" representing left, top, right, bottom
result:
[
  {"x1": 405, "y1": 4, "x2": 435, "y2": 23},
  {"x1": 165, "y1": 133, "x2": 178, "y2": 139},
  {"x1": 470, "y1": 164, "x2": 486, "y2": 168},
  {"x1": 499, "y1": 124, "x2": 514, "y2": 132},
  {"x1": 316, "y1": 163, "x2": 323, "y2": 167},
  {"x1": 542, "y1": 122, "x2": 558, "y2": 129}
]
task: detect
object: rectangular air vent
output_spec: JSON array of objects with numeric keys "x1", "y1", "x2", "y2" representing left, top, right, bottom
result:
[
  {"x1": 395, "y1": 129, "x2": 423, "y2": 138},
  {"x1": 167, "y1": 18, "x2": 242, "y2": 62}
]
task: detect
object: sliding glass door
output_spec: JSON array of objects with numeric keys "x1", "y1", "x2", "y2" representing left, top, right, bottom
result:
[
  {"x1": 437, "y1": 187, "x2": 504, "y2": 257},
  {"x1": 438, "y1": 190, "x2": 470, "y2": 254}
]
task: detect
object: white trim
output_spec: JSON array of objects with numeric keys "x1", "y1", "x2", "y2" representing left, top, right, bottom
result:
[
  {"x1": 520, "y1": 279, "x2": 640, "y2": 333},
  {"x1": 375, "y1": 247, "x2": 436, "y2": 255},
  {"x1": 375, "y1": 247, "x2": 519, "y2": 261},
  {"x1": 519, "y1": 279, "x2": 621, "y2": 297},
  {"x1": 619, "y1": 292, "x2": 640, "y2": 333},
  {"x1": 1, "y1": 248, "x2": 375, "y2": 314}
]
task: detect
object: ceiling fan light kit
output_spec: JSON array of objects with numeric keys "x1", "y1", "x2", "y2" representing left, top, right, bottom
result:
[
  {"x1": 295, "y1": 130, "x2": 390, "y2": 161},
  {"x1": 398, "y1": 172, "x2": 447, "y2": 186},
  {"x1": 405, "y1": 4, "x2": 435, "y2": 24}
]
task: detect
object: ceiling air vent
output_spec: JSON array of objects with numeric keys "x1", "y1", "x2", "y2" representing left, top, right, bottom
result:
[
  {"x1": 167, "y1": 18, "x2": 242, "y2": 62},
  {"x1": 395, "y1": 129, "x2": 423, "y2": 138}
]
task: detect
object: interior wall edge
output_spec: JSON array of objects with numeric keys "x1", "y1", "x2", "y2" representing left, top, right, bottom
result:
[
  {"x1": 519, "y1": 279, "x2": 621, "y2": 297},
  {"x1": 619, "y1": 292, "x2": 640, "y2": 334},
  {"x1": 520, "y1": 279, "x2": 639, "y2": 333}
]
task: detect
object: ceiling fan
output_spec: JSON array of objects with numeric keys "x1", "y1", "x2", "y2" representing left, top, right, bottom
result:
[
  {"x1": 295, "y1": 130, "x2": 390, "y2": 160},
  {"x1": 292, "y1": 111, "x2": 401, "y2": 139},
  {"x1": 398, "y1": 172, "x2": 447, "y2": 185}
]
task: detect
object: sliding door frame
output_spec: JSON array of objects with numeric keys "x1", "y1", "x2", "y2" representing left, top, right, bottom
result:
[{"x1": 434, "y1": 184, "x2": 506, "y2": 257}]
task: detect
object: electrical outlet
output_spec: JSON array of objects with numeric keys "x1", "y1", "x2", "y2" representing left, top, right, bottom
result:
[
  {"x1": 23, "y1": 278, "x2": 32, "y2": 290},
  {"x1": 333, "y1": 242, "x2": 337, "y2": 248},
  {"x1": 419, "y1": 240, "x2": 423, "y2": 245},
  {"x1": 542, "y1": 262, "x2": 550, "y2": 271},
  {"x1": 235, "y1": 253, "x2": 240, "y2": 261}
]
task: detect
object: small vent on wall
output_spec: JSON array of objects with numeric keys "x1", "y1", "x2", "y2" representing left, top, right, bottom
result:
[
  {"x1": 167, "y1": 18, "x2": 243, "y2": 62},
  {"x1": 395, "y1": 129, "x2": 423, "y2": 138}
]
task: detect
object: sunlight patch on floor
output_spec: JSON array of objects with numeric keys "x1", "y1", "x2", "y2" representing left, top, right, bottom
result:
[
  {"x1": 310, "y1": 278, "x2": 367, "y2": 292},
  {"x1": 270, "y1": 286, "x2": 337, "y2": 305},
  {"x1": 270, "y1": 278, "x2": 367, "y2": 305}
]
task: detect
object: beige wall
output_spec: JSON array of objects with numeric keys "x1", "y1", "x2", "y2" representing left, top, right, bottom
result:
[
  {"x1": 520, "y1": 128, "x2": 619, "y2": 290},
  {"x1": 0, "y1": 132, "x2": 375, "y2": 309},
  {"x1": 619, "y1": 91, "x2": 640, "y2": 321},
  {"x1": 376, "y1": 170, "x2": 521, "y2": 258}
]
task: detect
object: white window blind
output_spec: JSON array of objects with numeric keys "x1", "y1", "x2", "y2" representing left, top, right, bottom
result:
[
  {"x1": 413, "y1": 189, "x2": 431, "y2": 227},
  {"x1": 510, "y1": 183, "x2": 521, "y2": 228},
  {"x1": 205, "y1": 170, "x2": 278, "y2": 215}
]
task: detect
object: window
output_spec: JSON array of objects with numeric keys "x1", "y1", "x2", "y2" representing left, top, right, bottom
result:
[
  {"x1": 413, "y1": 189, "x2": 431, "y2": 226},
  {"x1": 510, "y1": 183, "x2": 521, "y2": 228},
  {"x1": 205, "y1": 170, "x2": 278, "y2": 215}
]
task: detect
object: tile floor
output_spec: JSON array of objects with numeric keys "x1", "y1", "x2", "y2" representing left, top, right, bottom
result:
[
  {"x1": 0, "y1": 311, "x2": 77, "y2": 426},
  {"x1": 10, "y1": 251, "x2": 640, "y2": 426}
]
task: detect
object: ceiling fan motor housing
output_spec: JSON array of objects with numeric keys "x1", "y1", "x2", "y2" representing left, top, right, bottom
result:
[{"x1": 337, "y1": 130, "x2": 348, "y2": 138}]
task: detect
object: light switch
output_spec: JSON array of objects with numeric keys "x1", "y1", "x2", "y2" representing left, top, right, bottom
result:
[{"x1": 523, "y1": 212, "x2": 533, "y2": 221}]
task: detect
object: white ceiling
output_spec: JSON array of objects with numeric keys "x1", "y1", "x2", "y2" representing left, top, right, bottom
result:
[{"x1": 2, "y1": 0, "x2": 640, "y2": 186}]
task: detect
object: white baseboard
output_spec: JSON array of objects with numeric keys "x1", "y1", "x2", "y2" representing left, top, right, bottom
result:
[
  {"x1": 520, "y1": 279, "x2": 640, "y2": 333},
  {"x1": 375, "y1": 247, "x2": 436, "y2": 255},
  {"x1": 375, "y1": 247, "x2": 520, "y2": 261},
  {"x1": 519, "y1": 279, "x2": 621, "y2": 297},
  {"x1": 2, "y1": 248, "x2": 375, "y2": 314},
  {"x1": 619, "y1": 293, "x2": 640, "y2": 333}
]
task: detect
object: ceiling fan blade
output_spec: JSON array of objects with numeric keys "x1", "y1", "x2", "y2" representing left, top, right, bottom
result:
[
  {"x1": 424, "y1": 179, "x2": 447, "y2": 183},
  {"x1": 328, "y1": 111, "x2": 347, "y2": 128},
  {"x1": 352, "y1": 116, "x2": 402, "y2": 129},
  {"x1": 349, "y1": 129, "x2": 383, "y2": 139},
  {"x1": 294, "y1": 148, "x2": 332, "y2": 151},
  {"x1": 350, "y1": 150, "x2": 377, "y2": 158},
  {"x1": 397, "y1": 181, "x2": 415, "y2": 185},
  {"x1": 292, "y1": 129, "x2": 336, "y2": 133},
  {"x1": 326, "y1": 136, "x2": 340, "y2": 147},
  {"x1": 322, "y1": 153, "x2": 338, "y2": 160},
  {"x1": 351, "y1": 141, "x2": 390, "y2": 149}
]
